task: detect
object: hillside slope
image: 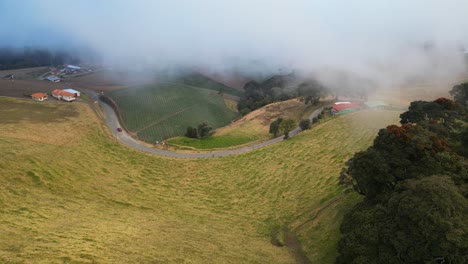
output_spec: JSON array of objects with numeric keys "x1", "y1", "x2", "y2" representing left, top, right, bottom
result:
[
  {"x1": 0, "y1": 97, "x2": 399, "y2": 263},
  {"x1": 106, "y1": 83, "x2": 239, "y2": 142}
]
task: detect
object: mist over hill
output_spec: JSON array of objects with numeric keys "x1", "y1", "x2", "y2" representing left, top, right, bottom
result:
[{"x1": 1, "y1": 0, "x2": 468, "y2": 90}]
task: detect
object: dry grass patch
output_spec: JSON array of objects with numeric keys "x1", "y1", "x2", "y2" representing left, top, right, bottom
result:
[
  {"x1": 0, "y1": 98, "x2": 93, "y2": 145},
  {"x1": 217, "y1": 99, "x2": 317, "y2": 137}
]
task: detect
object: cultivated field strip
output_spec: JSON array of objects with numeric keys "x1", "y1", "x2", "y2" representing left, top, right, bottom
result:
[{"x1": 107, "y1": 83, "x2": 238, "y2": 141}]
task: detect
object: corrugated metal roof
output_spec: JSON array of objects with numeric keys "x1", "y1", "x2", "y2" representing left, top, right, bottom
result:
[
  {"x1": 63, "y1": 88, "x2": 80, "y2": 95},
  {"x1": 336, "y1": 108, "x2": 358, "y2": 115},
  {"x1": 67, "y1": 65, "x2": 81, "y2": 70},
  {"x1": 365, "y1": 101, "x2": 388, "y2": 108}
]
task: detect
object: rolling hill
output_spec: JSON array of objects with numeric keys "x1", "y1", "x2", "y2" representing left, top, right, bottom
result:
[{"x1": 0, "y1": 97, "x2": 400, "y2": 263}]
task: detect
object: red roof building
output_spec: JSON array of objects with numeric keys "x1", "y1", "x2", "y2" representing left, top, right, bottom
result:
[
  {"x1": 332, "y1": 103, "x2": 360, "y2": 112},
  {"x1": 31, "y1": 93, "x2": 48, "y2": 101}
]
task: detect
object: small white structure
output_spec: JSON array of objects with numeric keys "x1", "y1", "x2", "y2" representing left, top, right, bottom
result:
[
  {"x1": 66, "y1": 65, "x2": 81, "y2": 70},
  {"x1": 46, "y1": 76, "x2": 61, "y2": 82},
  {"x1": 334, "y1": 102, "x2": 352, "y2": 105},
  {"x1": 63, "y1": 88, "x2": 80, "y2": 97}
]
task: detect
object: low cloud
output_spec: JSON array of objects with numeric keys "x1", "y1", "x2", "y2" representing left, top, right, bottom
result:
[{"x1": 2, "y1": 0, "x2": 468, "y2": 88}]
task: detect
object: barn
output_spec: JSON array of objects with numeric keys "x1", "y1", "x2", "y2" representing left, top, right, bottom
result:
[{"x1": 332, "y1": 102, "x2": 360, "y2": 115}]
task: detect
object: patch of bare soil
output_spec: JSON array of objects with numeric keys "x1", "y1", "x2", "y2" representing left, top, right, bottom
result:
[
  {"x1": 70, "y1": 70, "x2": 156, "y2": 91},
  {"x1": 218, "y1": 99, "x2": 306, "y2": 132}
]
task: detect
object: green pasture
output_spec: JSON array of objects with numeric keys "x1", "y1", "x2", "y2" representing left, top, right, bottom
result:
[{"x1": 107, "y1": 83, "x2": 238, "y2": 142}]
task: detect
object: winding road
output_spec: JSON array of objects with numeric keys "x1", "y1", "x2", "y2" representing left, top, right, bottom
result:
[{"x1": 90, "y1": 90, "x2": 324, "y2": 158}]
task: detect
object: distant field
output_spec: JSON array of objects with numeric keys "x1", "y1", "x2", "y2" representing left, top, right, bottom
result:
[
  {"x1": 0, "y1": 66, "x2": 49, "y2": 80},
  {"x1": 106, "y1": 83, "x2": 239, "y2": 142},
  {"x1": 0, "y1": 97, "x2": 400, "y2": 263},
  {"x1": 169, "y1": 99, "x2": 323, "y2": 150},
  {"x1": 172, "y1": 73, "x2": 244, "y2": 97}
]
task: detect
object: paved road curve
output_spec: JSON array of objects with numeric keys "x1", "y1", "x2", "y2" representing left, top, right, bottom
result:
[{"x1": 93, "y1": 91, "x2": 324, "y2": 158}]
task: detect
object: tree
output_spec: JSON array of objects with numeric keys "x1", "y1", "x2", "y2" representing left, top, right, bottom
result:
[
  {"x1": 337, "y1": 95, "x2": 468, "y2": 264},
  {"x1": 337, "y1": 175, "x2": 468, "y2": 264},
  {"x1": 280, "y1": 118, "x2": 297, "y2": 139},
  {"x1": 450, "y1": 82, "x2": 468, "y2": 105},
  {"x1": 185, "y1": 126, "x2": 198, "y2": 138},
  {"x1": 297, "y1": 80, "x2": 328, "y2": 105},
  {"x1": 399, "y1": 99, "x2": 458, "y2": 125},
  {"x1": 237, "y1": 73, "x2": 329, "y2": 114},
  {"x1": 269, "y1": 118, "x2": 283, "y2": 137},
  {"x1": 197, "y1": 122, "x2": 213, "y2": 139},
  {"x1": 399, "y1": 98, "x2": 464, "y2": 139},
  {"x1": 341, "y1": 124, "x2": 465, "y2": 199},
  {"x1": 299, "y1": 119, "x2": 311, "y2": 130}
]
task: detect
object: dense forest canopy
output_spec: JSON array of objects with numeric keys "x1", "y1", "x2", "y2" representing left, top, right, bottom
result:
[
  {"x1": 0, "y1": 47, "x2": 94, "y2": 70},
  {"x1": 237, "y1": 73, "x2": 331, "y2": 114},
  {"x1": 237, "y1": 71, "x2": 376, "y2": 115},
  {"x1": 336, "y1": 86, "x2": 468, "y2": 263}
]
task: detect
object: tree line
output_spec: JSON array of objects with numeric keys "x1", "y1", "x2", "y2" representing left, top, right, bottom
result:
[
  {"x1": 335, "y1": 84, "x2": 468, "y2": 263},
  {"x1": 237, "y1": 72, "x2": 375, "y2": 116},
  {"x1": 0, "y1": 47, "x2": 87, "y2": 70},
  {"x1": 237, "y1": 73, "x2": 329, "y2": 115}
]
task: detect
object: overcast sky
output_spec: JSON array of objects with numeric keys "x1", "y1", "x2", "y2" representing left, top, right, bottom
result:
[{"x1": 1, "y1": 0, "x2": 468, "y2": 81}]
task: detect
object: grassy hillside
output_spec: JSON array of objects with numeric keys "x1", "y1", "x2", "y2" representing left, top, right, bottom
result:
[
  {"x1": 0, "y1": 97, "x2": 400, "y2": 263},
  {"x1": 172, "y1": 73, "x2": 244, "y2": 97},
  {"x1": 168, "y1": 99, "x2": 322, "y2": 150},
  {"x1": 106, "y1": 83, "x2": 239, "y2": 142}
]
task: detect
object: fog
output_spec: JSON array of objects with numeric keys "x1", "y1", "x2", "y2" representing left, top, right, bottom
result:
[{"x1": 2, "y1": 0, "x2": 468, "y2": 89}]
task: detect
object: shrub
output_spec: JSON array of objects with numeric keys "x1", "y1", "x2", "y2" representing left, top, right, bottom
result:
[
  {"x1": 197, "y1": 122, "x2": 214, "y2": 139},
  {"x1": 185, "y1": 126, "x2": 198, "y2": 138},
  {"x1": 299, "y1": 119, "x2": 311, "y2": 130}
]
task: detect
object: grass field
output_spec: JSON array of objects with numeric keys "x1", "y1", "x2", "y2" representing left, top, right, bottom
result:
[
  {"x1": 0, "y1": 67, "x2": 49, "y2": 80},
  {"x1": 0, "y1": 97, "x2": 400, "y2": 263},
  {"x1": 106, "y1": 83, "x2": 239, "y2": 142},
  {"x1": 172, "y1": 73, "x2": 244, "y2": 97},
  {"x1": 169, "y1": 99, "x2": 323, "y2": 150},
  {"x1": 168, "y1": 134, "x2": 256, "y2": 150}
]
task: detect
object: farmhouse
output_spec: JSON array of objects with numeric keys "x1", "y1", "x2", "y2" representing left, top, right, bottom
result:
[
  {"x1": 332, "y1": 102, "x2": 360, "y2": 115},
  {"x1": 52, "y1": 89, "x2": 76, "y2": 102},
  {"x1": 63, "y1": 88, "x2": 80, "y2": 97},
  {"x1": 31, "y1": 93, "x2": 48, "y2": 101}
]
